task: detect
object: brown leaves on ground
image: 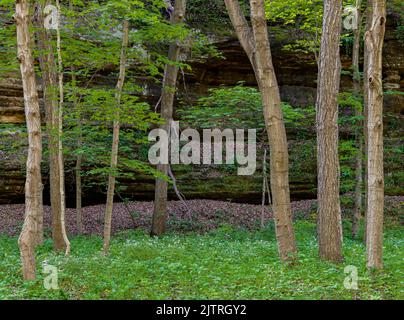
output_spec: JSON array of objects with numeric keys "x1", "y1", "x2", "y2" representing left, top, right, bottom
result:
[{"x1": 0, "y1": 197, "x2": 401, "y2": 236}]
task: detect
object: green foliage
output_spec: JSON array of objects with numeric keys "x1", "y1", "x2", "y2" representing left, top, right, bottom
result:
[
  {"x1": 186, "y1": 0, "x2": 231, "y2": 31},
  {"x1": 0, "y1": 1, "x2": 17, "y2": 75},
  {"x1": 337, "y1": 92, "x2": 364, "y2": 193},
  {"x1": 389, "y1": 0, "x2": 404, "y2": 44},
  {"x1": 0, "y1": 0, "x2": 219, "y2": 190},
  {"x1": 265, "y1": 0, "x2": 323, "y2": 60},
  {"x1": 186, "y1": 0, "x2": 249, "y2": 33},
  {"x1": 0, "y1": 222, "x2": 402, "y2": 299},
  {"x1": 179, "y1": 83, "x2": 314, "y2": 132}
]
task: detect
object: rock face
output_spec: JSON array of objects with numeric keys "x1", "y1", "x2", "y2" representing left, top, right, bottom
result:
[
  {"x1": 0, "y1": 78, "x2": 26, "y2": 124},
  {"x1": 0, "y1": 24, "x2": 403, "y2": 205}
]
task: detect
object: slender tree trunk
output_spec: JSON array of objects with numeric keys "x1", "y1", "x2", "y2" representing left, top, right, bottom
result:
[
  {"x1": 352, "y1": 0, "x2": 363, "y2": 239},
  {"x1": 73, "y1": 70, "x2": 83, "y2": 235},
  {"x1": 103, "y1": 20, "x2": 130, "y2": 254},
  {"x1": 224, "y1": 0, "x2": 297, "y2": 261},
  {"x1": 36, "y1": 182, "x2": 44, "y2": 245},
  {"x1": 67, "y1": 0, "x2": 83, "y2": 235},
  {"x1": 15, "y1": 0, "x2": 43, "y2": 280},
  {"x1": 363, "y1": 0, "x2": 373, "y2": 244},
  {"x1": 55, "y1": 0, "x2": 70, "y2": 255},
  {"x1": 151, "y1": 0, "x2": 187, "y2": 237},
  {"x1": 34, "y1": 0, "x2": 64, "y2": 250},
  {"x1": 316, "y1": 0, "x2": 343, "y2": 263},
  {"x1": 261, "y1": 149, "x2": 267, "y2": 229},
  {"x1": 364, "y1": 0, "x2": 386, "y2": 270}
]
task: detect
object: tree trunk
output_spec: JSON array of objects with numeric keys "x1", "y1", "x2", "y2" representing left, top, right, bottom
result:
[
  {"x1": 55, "y1": 0, "x2": 70, "y2": 255},
  {"x1": 34, "y1": 0, "x2": 65, "y2": 250},
  {"x1": 103, "y1": 20, "x2": 130, "y2": 254},
  {"x1": 364, "y1": 0, "x2": 386, "y2": 270},
  {"x1": 249, "y1": 0, "x2": 297, "y2": 261},
  {"x1": 352, "y1": 0, "x2": 363, "y2": 239},
  {"x1": 72, "y1": 69, "x2": 83, "y2": 235},
  {"x1": 15, "y1": 0, "x2": 43, "y2": 280},
  {"x1": 363, "y1": 0, "x2": 372, "y2": 244},
  {"x1": 67, "y1": 0, "x2": 83, "y2": 235},
  {"x1": 224, "y1": 0, "x2": 297, "y2": 261},
  {"x1": 151, "y1": 0, "x2": 187, "y2": 237},
  {"x1": 316, "y1": 0, "x2": 343, "y2": 263}
]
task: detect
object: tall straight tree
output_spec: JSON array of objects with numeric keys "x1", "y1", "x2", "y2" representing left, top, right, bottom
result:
[
  {"x1": 55, "y1": 0, "x2": 70, "y2": 255},
  {"x1": 15, "y1": 0, "x2": 43, "y2": 280},
  {"x1": 103, "y1": 20, "x2": 130, "y2": 254},
  {"x1": 67, "y1": 0, "x2": 83, "y2": 235},
  {"x1": 151, "y1": 0, "x2": 187, "y2": 237},
  {"x1": 225, "y1": 0, "x2": 297, "y2": 261},
  {"x1": 364, "y1": 0, "x2": 386, "y2": 269},
  {"x1": 34, "y1": 0, "x2": 65, "y2": 251},
  {"x1": 316, "y1": 0, "x2": 343, "y2": 263},
  {"x1": 352, "y1": 0, "x2": 363, "y2": 238}
]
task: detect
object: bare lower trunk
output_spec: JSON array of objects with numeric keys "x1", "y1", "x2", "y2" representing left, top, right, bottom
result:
[
  {"x1": 73, "y1": 71, "x2": 83, "y2": 235},
  {"x1": 36, "y1": 183, "x2": 44, "y2": 245},
  {"x1": 352, "y1": 0, "x2": 363, "y2": 239},
  {"x1": 15, "y1": 0, "x2": 43, "y2": 280},
  {"x1": 103, "y1": 20, "x2": 129, "y2": 254},
  {"x1": 316, "y1": 0, "x2": 343, "y2": 263},
  {"x1": 55, "y1": 0, "x2": 70, "y2": 255},
  {"x1": 151, "y1": 0, "x2": 187, "y2": 237},
  {"x1": 352, "y1": 135, "x2": 363, "y2": 238},
  {"x1": 364, "y1": 0, "x2": 386, "y2": 270},
  {"x1": 261, "y1": 149, "x2": 267, "y2": 229},
  {"x1": 75, "y1": 134, "x2": 83, "y2": 234}
]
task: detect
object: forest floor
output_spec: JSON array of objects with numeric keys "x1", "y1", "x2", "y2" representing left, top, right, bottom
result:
[
  {"x1": 0, "y1": 221, "x2": 403, "y2": 299},
  {"x1": 0, "y1": 197, "x2": 403, "y2": 300},
  {"x1": 0, "y1": 196, "x2": 402, "y2": 236}
]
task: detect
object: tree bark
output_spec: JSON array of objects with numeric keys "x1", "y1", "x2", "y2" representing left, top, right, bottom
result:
[
  {"x1": 34, "y1": 0, "x2": 65, "y2": 250},
  {"x1": 151, "y1": 0, "x2": 187, "y2": 237},
  {"x1": 74, "y1": 71, "x2": 83, "y2": 235},
  {"x1": 67, "y1": 0, "x2": 83, "y2": 235},
  {"x1": 364, "y1": 0, "x2": 386, "y2": 270},
  {"x1": 250, "y1": 0, "x2": 297, "y2": 261},
  {"x1": 15, "y1": 0, "x2": 43, "y2": 280},
  {"x1": 103, "y1": 20, "x2": 130, "y2": 254},
  {"x1": 224, "y1": 0, "x2": 297, "y2": 261},
  {"x1": 352, "y1": 0, "x2": 363, "y2": 239},
  {"x1": 55, "y1": 0, "x2": 70, "y2": 255},
  {"x1": 316, "y1": 0, "x2": 343, "y2": 263}
]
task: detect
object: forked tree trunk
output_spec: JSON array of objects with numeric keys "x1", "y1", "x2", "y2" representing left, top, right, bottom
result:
[
  {"x1": 151, "y1": 0, "x2": 187, "y2": 237},
  {"x1": 55, "y1": 0, "x2": 70, "y2": 255},
  {"x1": 34, "y1": 0, "x2": 65, "y2": 250},
  {"x1": 316, "y1": 0, "x2": 343, "y2": 263},
  {"x1": 103, "y1": 20, "x2": 129, "y2": 254},
  {"x1": 224, "y1": 0, "x2": 297, "y2": 261},
  {"x1": 352, "y1": 0, "x2": 363, "y2": 239},
  {"x1": 364, "y1": 0, "x2": 386, "y2": 270},
  {"x1": 15, "y1": 0, "x2": 43, "y2": 280}
]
